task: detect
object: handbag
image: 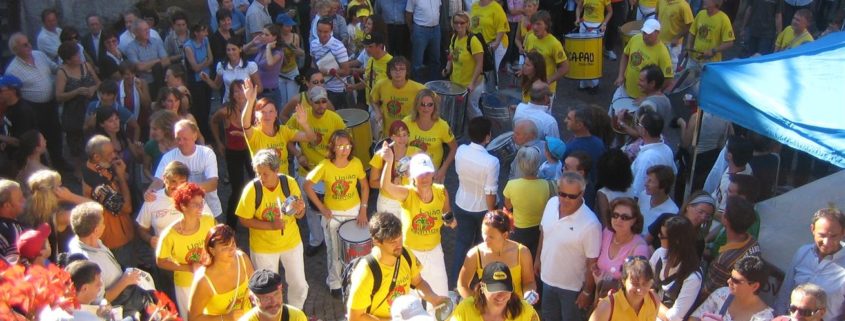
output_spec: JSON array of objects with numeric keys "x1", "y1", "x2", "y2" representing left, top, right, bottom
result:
[{"x1": 92, "y1": 183, "x2": 125, "y2": 214}]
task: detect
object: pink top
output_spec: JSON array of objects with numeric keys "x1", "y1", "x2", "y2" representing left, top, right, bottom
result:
[
  {"x1": 507, "y1": 0, "x2": 524, "y2": 22},
  {"x1": 596, "y1": 228, "x2": 650, "y2": 279}
]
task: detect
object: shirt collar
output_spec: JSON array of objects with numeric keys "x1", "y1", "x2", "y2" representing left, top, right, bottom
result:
[{"x1": 468, "y1": 142, "x2": 486, "y2": 150}]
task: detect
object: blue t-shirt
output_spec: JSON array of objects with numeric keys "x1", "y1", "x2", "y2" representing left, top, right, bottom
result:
[
  {"x1": 564, "y1": 135, "x2": 606, "y2": 182},
  {"x1": 86, "y1": 101, "x2": 135, "y2": 125}
]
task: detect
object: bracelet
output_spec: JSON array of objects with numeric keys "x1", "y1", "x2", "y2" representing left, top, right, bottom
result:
[
  {"x1": 361, "y1": 204, "x2": 368, "y2": 208},
  {"x1": 581, "y1": 289, "x2": 592, "y2": 296}
]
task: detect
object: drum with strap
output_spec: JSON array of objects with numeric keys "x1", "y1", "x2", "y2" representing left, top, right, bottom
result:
[
  {"x1": 338, "y1": 220, "x2": 373, "y2": 264},
  {"x1": 564, "y1": 33, "x2": 604, "y2": 80},
  {"x1": 337, "y1": 109, "x2": 373, "y2": 168},
  {"x1": 486, "y1": 131, "x2": 517, "y2": 164}
]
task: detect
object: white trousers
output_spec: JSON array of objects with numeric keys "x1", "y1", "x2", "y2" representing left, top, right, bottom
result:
[
  {"x1": 467, "y1": 79, "x2": 486, "y2": 119},
  {"x1": 376, "y1": 194, "x2": 403, "y2": 219},
  {"x1": 298, "y1": 175, "x2": 326, "y2": 247},
  {"x1": 578, "y1": 22, "x2": 603, "y2": 89},
  {"x1": 410, "y1": 244, "x2": 449, "y2": 297},
  {"x1": 323, "y1": 206, "x2": 360, "y2": 289},
  {"x1": 175, "y1": 285, "x2": 190, "y2": 320},
  {"x1": 251, "y1": 243, "x2": 309, "y2": 308}
]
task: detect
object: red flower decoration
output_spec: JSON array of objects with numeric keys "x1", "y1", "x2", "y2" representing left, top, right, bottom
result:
[
  {"x1": 146, "y1": 291, "x2": 182, "y2": 321},
  {"x1": 0, "y1": 261, "x2": 78, "y2": 320}
]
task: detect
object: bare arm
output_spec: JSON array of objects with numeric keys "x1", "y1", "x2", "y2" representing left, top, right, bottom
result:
[
  {"x1": 379, "y1": 145, "x2": 411, "y2": 200},
  {"x1": 197, "y1": 178, "x2": 219, "y2": 194},
  {"x1": 457, "y1": 249, "x2": 479, "y2": 298},
  {"x1": 588, "y1": 297, "x2": 612, "y2": 321},
  {"x1": 240, "y1": 79, "x2": 258, "y2": 138},
  {"x1": 435, "y1": 140, "x2": 458, "y2": 183},
  {"x1": 289, "y1": 104, "x2": 317, "y2": 143},
  {"x1": 210, "y1": 108, "x2": 228, "y2": 153},
  {"x1": 549, "y1": 61, "x2": 570, "y2": 84},
  {"x1": 534, "y1": 227, "x2": 544, "y2": 275},
  {"x1": 520, "y1": 244, "x2": 538, "y2": 294}
]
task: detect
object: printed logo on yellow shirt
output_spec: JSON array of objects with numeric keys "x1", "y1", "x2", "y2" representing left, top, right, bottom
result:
[
  {"x1": 262, "y1": 205, "x2": 282, "y2": 222},
  {"x1": 471, "y1": 16, "x2": 481, "y2": 29},
  {"x1": 185, "y1": 243, "x2": 203, "y2": 264},
  {"x1": 410, "y1": 139, "x2": 430, "y2": 152},
  {"x1": 330, "y1": 178, "x2": 354, "y2": 200},
  {"x1": 631, "y1": 51, "x2": 644, "y2": 67},
  {"x1": 698, "y1": 25, "x2": 711, "y2": 38},
  {"x1": 411, "y1": 212, "x2": 438, "y2": 235},
  {"x1": 584, "y1": 4, "x2": 596, "y2": 16},
  {"x1": 387, "y1": 100, "x2": 402, "y2": 116}
]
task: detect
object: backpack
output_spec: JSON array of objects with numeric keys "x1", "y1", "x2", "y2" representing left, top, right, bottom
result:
[
  {"x1": 253, "y1": 174, "x2": 293, "y2": 210},
  {"x1": 341, "y1": 248, "x2": 412, "y2": 312},
  {"x1": 451, "y1": 33, "x2": 495, "y2": 74}
]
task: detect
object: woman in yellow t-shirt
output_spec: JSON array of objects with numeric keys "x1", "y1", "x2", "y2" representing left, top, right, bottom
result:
[
  {"x1": 450, "y1": 262, "x2": 540, "y2": 321},
  {"x1": 189, "y1": 224, "x2": 255, "y2": 321},
  {"x1": 444, "y1": 12, "x2": 485, "y2": 119},
  {"x1": 155, "y1": 183, "x2": 217, "y2": 318},
  {"x1": 240, "y1": 80, "x2": 316, "y2": 175},
  {"x1": 369, "y1": 120, "x2": 421, "y2": 217},
  {"x1": 457, "y1": 210, "x2": 538, "y2": 301},
  {"x1": 588, "y1": 257, "x2": 663, "y2": 321},
  {"x1": 379, "y1": 149, "x2": 457, "y2": 298},
  {"x1": 471, "y1": 0, "x2": 511, "y2": 71},
  {"x1": 304, "y1": 130, "x2": 370, "y2": 294},
  {"x1": 503, "y1": 146, "x2": 553, "y2": 256},
  {"x1": 517, "y1": 52, "x2": 547, "y2": 103},
  {"x1": 403, "y1": 89, "x2": 457, "y2": 183}
]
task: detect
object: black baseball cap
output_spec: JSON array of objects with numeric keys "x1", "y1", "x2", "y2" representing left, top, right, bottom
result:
[
  {"x1": 362, "y1": 32, "x2": 385, "y2": 45},
  {"x1": 481, "y1": 262, "x2": 514, "y2": 293}
]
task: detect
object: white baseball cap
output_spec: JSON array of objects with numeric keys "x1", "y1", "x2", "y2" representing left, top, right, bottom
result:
[
  {"x1": 642, "y1": 19, "x2": 661, "y2": 34},
  {"x1": 409, "y1": 153, "x2": 436, "y2": 179},
  {"x1": 391, "y1": 295, "x2": 435, "y2": 321}
]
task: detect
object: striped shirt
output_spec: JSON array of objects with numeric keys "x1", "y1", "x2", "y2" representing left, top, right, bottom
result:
[
  {"x1": 310, "y1": 37, "x2": 350, "y2": 93},
  {"x1": 154, "y1": 145, "x2": 223, "y2": 216},
  {"x1": 0, "y1": 218, "x2": 22, "y2": 264},
  {"x1": 6, "y1": 51, "x2": 57, "y2": 103}
]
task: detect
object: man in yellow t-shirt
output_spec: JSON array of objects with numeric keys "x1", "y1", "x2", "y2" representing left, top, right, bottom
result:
[
  {"x1": 347, "y1": 32, "x2": 392, "y2": 106},
  {"x1": 235, "y1": 149, "x2": 309, "y2": 308},
  {"x1": 523, "y1": 11, "x2": 569, "y2": 95},
  {"x1": 347, "y1": 213, "x2": 448, "y2": 320},
  {"x1": 240, "y1": 269, "x2": 308, "y2": 321},
  {"x1": 371, "y1": 57, "x2": 425, "y2": 139},
  {"x1": 774, "y1": 9, "x2": 814, "y2": 52},
  {"x1": 656, "y1": 0, "x2": 694, "y2": 68},
  {"x1": 614, "y1": 19, "x2": 674, "y2": 102},
  {"x1": 687, "y1": 0, "x2": 735, "y2": 66}
]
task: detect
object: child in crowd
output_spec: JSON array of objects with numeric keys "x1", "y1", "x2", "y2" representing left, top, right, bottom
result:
[{"x1": 539, "y1": 136, "x2": 566, "y2": 180}]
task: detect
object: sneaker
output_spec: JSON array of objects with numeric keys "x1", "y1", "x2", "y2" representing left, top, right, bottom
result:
[
  {"x1": 605, "y1": 50, "x2": 618, "y2": 61},
  {"x1": 305, "y1": 241, "x2": 325, "y2": 257}
]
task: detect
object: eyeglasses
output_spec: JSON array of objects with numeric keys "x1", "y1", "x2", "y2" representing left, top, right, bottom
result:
[
  {"x1": 311, "y1": 79, "x2": 325, "y2": 85},
  {"x1": 314, "y1": 99, "x2": 329, "y2": 104},
  {"x1": 186, "y1": 200, "x2": 205, "y2": 209},
  {"x1": 789, "y1": 305, "x2": 820, "y2": 317},
  {"x1": 611, "y1": 212, "x2": 635, "y2": 221},
  {"x1": 420, "y1": 102, "x2": 435, "y2": 108},
  {"x1": 336, "y1": 144, "x2": 352, "y2": 151},
  {"x1": 558, "y1": 191, "x2": 581, "y2": 200}
]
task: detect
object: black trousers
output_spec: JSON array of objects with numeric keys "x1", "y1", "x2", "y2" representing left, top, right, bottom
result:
[
  {"x1": 225, "y1": 148, "x2": 254, "y2": 229},
  {"x1": 189, "y1": 80, "x2": 213, "y2": 143},
  {"x1": 30, "y1": 100, "x2": 65, "y2": 167},
  {"x1": 386, "y1": 24, "x2": 412, "y2": 59},
  {"x1": 605, "y1": 1, "x2": 628, "y2": 51}
]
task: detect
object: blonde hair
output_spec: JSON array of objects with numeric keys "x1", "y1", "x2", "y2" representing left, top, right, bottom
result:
[
  {"x1": 409, "y1": 89, "x2": 441, "y2": 122},
  {"x1": 25, "y1": 169, "x2": 62, "y2": 226},
  {"x1": 452, "y1": 11, "x2": 471, "y2": 24}
]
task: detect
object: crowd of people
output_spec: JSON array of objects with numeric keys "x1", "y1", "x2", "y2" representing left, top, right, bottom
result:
[{"x1": 0, "y1": 0, "x2": 843, "y2": 320}]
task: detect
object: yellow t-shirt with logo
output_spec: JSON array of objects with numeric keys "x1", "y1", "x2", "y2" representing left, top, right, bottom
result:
[
  {"x1": 523, "y1": 33, "x2": 567, "y2": 92},
  {"x1": 401, "y1": 184, "x2": 447, "y2": 251},
  {"x1": 641, "y1": 0, "x2": 659, "y2": 8},
  {"x1": 371, "y1": 79, "x2": 426, "y2": 136},
  {"x1": 246, "y1": 125, "x2": 299, "y2": 175},
  {"x1": 450, "y1": 297, "x2": 540, "y2": 321},
  {"x1": 503, "y1": 178, "x2": 553, "y2": 228},
  {"x1": 775, "y1": 26, "x2": 814, "y2": 51},
  {"x1": 403, "y1": 117, "x2": 455, "y2": 168},
  {"x1": 657, "y1": 0, "x2": 694, "y2": 44},
  {"x1": 348, "y1": 251, "x2": 422, "y2": 319},
  {"x1": 156, "y1": 215, "x2": 217, "y2": 287},
  {"x1": 369, "y1": 146, "x2": 422, "y2": 200},
  {"x1": 449, "y1": 35, "x2": 485, "y2": 87},
  {"x1": 582, "y1": 0, "x2": 611, "y2": 23},
  {"x1": 364, "y1": 53, "x2": 393, "y2": 104},
  {"x1": 235, "y1": 175, "x2": 302, "y2": 253},
  {"x1": 471, "y1": 1, "x2": 511, "y2": 49},
  {"x1": 690, "y1": 10, "x2": 735, "y2": 62},
  {"x1": 239, "y1": 305, "x2": 307, "y2": 321},
  {"x1": 623, "y1": 34, "x2": 675, "y2": 99},
  {"x1": 286, "y1": 109, "x2": 347, "y2": 176},
  {"x1": 307, "y1": 158, "x2": 366, "y2": 211}
]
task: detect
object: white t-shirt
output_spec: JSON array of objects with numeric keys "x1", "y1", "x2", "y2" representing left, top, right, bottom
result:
[
  {"x1": 539, "y1": 197, "x2": 602, "y2": 291},
  {"x1": 638, "y1": 191, "x2": 679, "y2": 236},
  {"x1": 713, "y1": 166, "x2": 753, "y2": 212},
  {"x1": 649, "y1": 247, "x2": 703, "y2": 321},
  {"x1": 216, "y1": 59, "x2": 258, "y2": 102},
  {"x1": 136, "y1": 189, "x2": 214, "y2": 235},
  {"x1": 154, "y1": 146, "x2": 222, "y2": 216}
]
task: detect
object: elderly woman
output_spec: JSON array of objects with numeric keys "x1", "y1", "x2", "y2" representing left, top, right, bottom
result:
[
  {"x1": 380, "y1": 149, "x2": 457, "y2": 300},
  {"x1": 451, "y1": 262, "x2": 540, "y2": 321},
  {"x1": 503, "y1": 146, "x2": 553, "y2": 256},
  {"x1": 369, "y1": 120, "x2": 422, "y2": 217},
  {"x1": 189, "y1": 224, "x2": 255, "y2": 321},
  {"x1": 650, "y1": 216, "x2": 703, "y2": 321},
  {"x1": 457, "y1": 210, "x2": 538, "y2": 301},
  {"x1": 56, "y1": 41, "x2": 100, "y2": 157},
  {"x1": 593, "y1": 197, "x2": 651, "y2": 301},
  {"x1": 589, "y1": 256, "x2": 666, "y2": 321},
  {"x1": 402, "y1": 89, "x2": 457, "y2": 183},
  {"x1": 647, "y1": 191, "x2": 717, "y2": 252},
  {"x1": 690, "y1": 255, "x2": 773, "y2": 321},
  {"x1": 156, "y1": 183, "x2": 218, "y2": 318}
]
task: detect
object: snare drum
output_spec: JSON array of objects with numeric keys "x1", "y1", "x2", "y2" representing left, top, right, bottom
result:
[
  {"x1": 486, "y1": 132, "x2": 517, "y2": 164},
  {"x1": 338, "y1": 220, "x2": 373, "y2": 264},
  {"x1": 337, "y1": 109, "x2": 373, "y2": 168}
]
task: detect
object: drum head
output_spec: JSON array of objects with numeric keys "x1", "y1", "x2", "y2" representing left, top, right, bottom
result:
[
  {"x1": 337, "y1": 109, "x2": 370, "y2": 127},
  {"x1": 669, "y1": 68, "x2": 701, "y2": 94},
  {"x1": 425, "y1": 80, "x2": 467, "y2": 96},
  {"x1": 486, "y1": 132, "x2": 514, "y2": 151},
  {"x1": 481, "y1": 93, "x2": 520, "y2": 109},
  {"x1": 620, "y1": 20, "x2": 644, "y2": 35},
  {"x1": 338, "y1": 220, "x2": 370, "y2": 243},
  {"x1": 565, "y1": 33, "x2": 603, "y2": 39},
  {"x1": 610, "y1": 97, "x2": 637, "y2": 114}
]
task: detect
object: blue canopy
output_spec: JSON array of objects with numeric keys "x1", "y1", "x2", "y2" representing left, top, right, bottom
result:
[{"x1": 699, "y1": 31, "x2": 845, "y2": 168}]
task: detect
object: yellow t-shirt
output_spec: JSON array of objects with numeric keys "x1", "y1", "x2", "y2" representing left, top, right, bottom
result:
[
  {"x1": 523, "y1": 32, "x2": 567, "y2": 92},
  {"x1": 369, "y1": 146, "x2": 422, "y2": 200},
  {"x1": 449, "y1": 35, "x2": 485, "y2": 87},
  {"x1": 238, "y1": 305, "x2": 308, "y2": 321},
  {"x1": 246, "y1": 125, "x2": 299, "y2": 175},
  {"x1": 582, "y1": 0, "x2": 611, "y2": 23},
  {"x1": 450, "y1": 297, "x2": 540, "y2": 321},
  {"x1": 281, "y1": 42, "x2": 299, "y2": 73},
  {"x1": 371, "y1": 79, "x2": 426, "y2": 136},
  {"x1": 403, "y1": 117, "x2": 455, "y2": 168},
  {"x1": 657, "y1": 0, "x2": 694, "y2": 44},
  {"x1": 503, "y1": 179, "x2": 553, "y2": 228},
  {"x1": 401, "y1": 184, "x2": 447, "y2": 251},
  {"x1": 623, "y1": 34, "x2": 675, "y2": 99},
  {"x1": 641, "y1": 0, "x2": 659, "y2": 8},
  {"x1": 235, "y1": 175, "x2": 302, "y2": 253},
  {"x1": 364, "y1": 53, "x2": 393, "y2": 104},
  {"x1": 286, "y1": 109, "x2": 347, "y2": 176},
  {"x1": 690, "y1": 10, "x2": 735, "y2": 62},
  {"x1": 348, "y1": 251, "x2": 422, "y2": 318},
  {"x1": 156, "y1": 215, "x2": 217, "y2": 287},
  {"x1": 307, "y1": 158, "x2": 366, "y2": 211},
  {"x1": 471, "y1": 1, "x2": 511, "y2": 49},
  {"x1": 775, "y1": 26, "x2": 814, "y2": 51}
]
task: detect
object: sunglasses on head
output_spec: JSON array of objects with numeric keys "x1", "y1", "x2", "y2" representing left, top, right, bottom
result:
[
  {"x1": 611, "y1": 212, "x2": 635, "y2": 221},
  {"x1": 624, "y1": 255, "x2": 648, "y2": 264},
  {"x1": 558, "y1": 191, "x2": 581, "y2": 200},
  {"x1": 789, "y1": 305, "x2": 820, "y2": 317}
]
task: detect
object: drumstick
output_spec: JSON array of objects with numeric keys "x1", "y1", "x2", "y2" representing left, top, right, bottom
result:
[{"x1": 276, "y1": 197, "x2": 285, "y2": 235}]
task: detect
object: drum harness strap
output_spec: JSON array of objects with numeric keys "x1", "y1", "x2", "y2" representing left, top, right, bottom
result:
[
  {"x1": 253, "y1": 174, "x2": 293, "y2": 210},
  {"x1": 362, "y1": 248, "x2": 412, "y2": 313}
]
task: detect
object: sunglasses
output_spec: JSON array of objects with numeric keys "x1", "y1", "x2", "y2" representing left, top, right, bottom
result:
[
  {"x1": 484, "y1": 211, "x2": 507, "y2": 225},
  {"x1": 624, "y1": 255, "x2": 648, "y2": 264},
  {"x1": 420, "y1": 102, "x2": 435, "y2": 107},
  {"x1": 789, "y1": 305, "x2": 820, "y2": 317},
  {"x1": 314, "y1": 99, "x2": 329, "y2": 104},
  {"x1": 311, "y1": 79, "x2": 325, "y2": 84},
  {"x1": 558, "y1": 191, "x2": 581, "y2": 200},
  {"x1": 336, "y1": 144, "x2": 352, "y2": 151},
  {"x1": 611, "y1": 212, "x2": 635, "y2": 221}
]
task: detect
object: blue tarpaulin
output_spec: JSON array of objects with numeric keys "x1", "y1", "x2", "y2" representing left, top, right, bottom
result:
[{"x1": 699, "y1": 31, "x2": 845, "y2": 168}]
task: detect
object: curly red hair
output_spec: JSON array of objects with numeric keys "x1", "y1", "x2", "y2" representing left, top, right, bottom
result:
[{"x1": 172, "y1": 182, "x2": 205, "y2": 212}]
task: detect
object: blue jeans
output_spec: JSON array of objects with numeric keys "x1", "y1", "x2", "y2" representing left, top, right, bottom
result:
[
  {"x1": 542, "y1": 284, "x2": 584, "y2": 321},
  {"x1": 410, "y1": 24, "x2": 442, "y2": 83},
  {"x1": 743, "y1": 30, "x2": 775, "y2": 57},
  {"x1": 449, "y1": 206, "x2": 485, "y2": 288}
]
